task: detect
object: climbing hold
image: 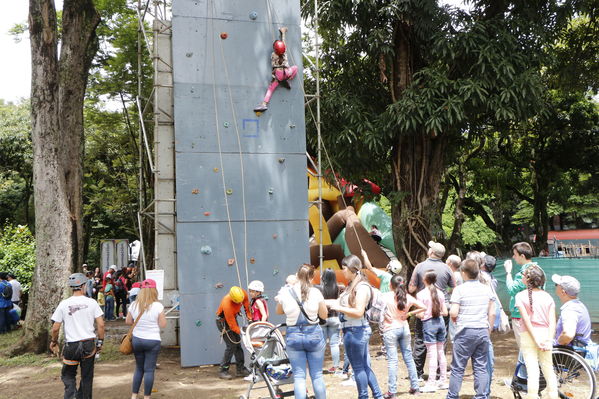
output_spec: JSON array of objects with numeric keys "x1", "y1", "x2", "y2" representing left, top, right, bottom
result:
[
  {"x1": 220, "y1": 32, "x2": 228, "y2": 40},
  {"x1": 200, "y1": 245, "x2": 212, "y2": 255},
  {"x1": 289, "y1": 123, "x2": 296, "y2": 129},
  {"x1": 226, "y1": 188, "x2": 233, "y2": 195},
  {"x1": 250, "y1": 257, "x2": 256, "y2": 264},
  {"x1": 268, "y1": 188, "x2": 274, "y2": 195},
  {"x1": 195, "y1": 320, "x2": 202, "y2": 327},
  {"x1": 213, "y1": 167, "x2": 219, "y2": 172},
  {"x1": 278, "y1": 158, "x2": 285, "y2": 163},
  {"x1": 223, "y1": 121, "x2": 230, "y2": 128},
  {"x1": 273, "y1": 269, "x2": 279, "y2": 276},
  {"x1": 249, "y1": 11, "x2": 258, "y2": 20},
  {"x1": 227, "y1": 258, "x2": 235, "y2": 266},
  {"x1": 254, "y1": 111, "x2": 262, "y2": 117},
  {"x1": 272, "y1": 234, "x2": 278, "y2": 239},
  {"x1": 191, "y1": 188, "x2": 200, "y2": 195},
  {"x1": 204, "y1": 211, "x2": 211, "y2": 216},
  {"x1": 186, "y1": 52, "x2": 193, "y2": 58},
  {"x1": 214, "y1": 282, "x2": 224, "y2": 288}
]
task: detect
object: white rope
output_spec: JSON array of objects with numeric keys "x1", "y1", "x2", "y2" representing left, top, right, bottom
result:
[
  {"x1": 209, "y1": 2, "x2": 243, "y2": 288},
  {"x1": 265, "y1": 0, "x2": 277, "y2": 42},
  {"x1": 212, "y1": 0, "x2": 250, "y2": 289}
]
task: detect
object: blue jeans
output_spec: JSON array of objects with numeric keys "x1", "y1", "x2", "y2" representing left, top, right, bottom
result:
[
  {"x1": 383, "y1": 327, "x2": 419, "y2": 392},
  {"x1": 0, "y1": 306, "x2": 10, "y2": 334},
  {"x1": 104, "y1": 296, "x2": 115, "y2": 320},
  {"x1": 447, "y1": 328, "x2": 490, "y2": 399},
  {"x1": 486, "y1": 341, "x2": 494, "y2": 396},
  {"x1": 423, "y1": 317, "x2": 447, "y2": 343},
  {"x1": 132, "y1": 336, "x2": 161, "y2": 396},
  {"x1": 286, "y1": 324, "x2": 327, "y2": 399},
  {"x1": 343, "y1": 325, "x2": 383, "y2": 399},
  {"x1": 321, "y1": 317, "x2": 341, "y2": 368}
]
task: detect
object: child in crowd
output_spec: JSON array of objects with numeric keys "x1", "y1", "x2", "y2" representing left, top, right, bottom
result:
[
  {"x1": 248, "y1": 280, "x2": 269, "y2": 322},
  {"x1": 417, "y1": 271, "x2": 448, "y2": 392},
  {"x1": 104, "y1": 276, "x2": 115, "y2": 321},
  {"x1": 515, "y1": 265, "x2": 558, "y2": 399},
  {"x1": 382, "y1": 275, "x2": 426, "y2": 398},
  {"x1": 446, "y1": 259, "x2": 495, "y2": 399}
]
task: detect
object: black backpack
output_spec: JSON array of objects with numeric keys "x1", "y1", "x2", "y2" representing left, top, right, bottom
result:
[
  {"x1": 114, "y1": 279, "x2": 124, "y2": 295},
  {"x1": 1, "y1": 282, "x2": 12, "y2": 300}
]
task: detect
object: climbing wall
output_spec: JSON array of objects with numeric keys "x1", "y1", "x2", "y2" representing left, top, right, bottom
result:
[{"x1": 172, "y1": 0, "x2": 307, "y2": 366}]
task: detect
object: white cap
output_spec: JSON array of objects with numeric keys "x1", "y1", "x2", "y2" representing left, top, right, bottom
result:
[
  {"x1": 248, "y1": 280, "x2": 265, "y2": 292},
  {"x1": 387, "y1": 259, "x2": 402, "y2": 274},
  {"x1": 552, "y1": 274, "x2": 580, "y2": 296},
  {"x1": 109, "y1": 265, "x2": 116, "y2": 271}
]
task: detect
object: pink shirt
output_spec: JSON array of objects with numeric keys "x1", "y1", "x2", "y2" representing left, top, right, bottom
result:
[
  {"x1": 382, "y1": 292, "x2": 420, "y2": 332},
  {"x1": 416, "y1": 287, "x2": 446, "y2": 321},
  {"x1": 515, "y1": 289, "x2": 554, "y2": 331}
]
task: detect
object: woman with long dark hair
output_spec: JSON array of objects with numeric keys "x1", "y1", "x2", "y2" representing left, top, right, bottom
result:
[
  {"x1": 276, "y1": 264, "x2": 328, "y2": 399},
  {"x1": 327, "y1": 255, "x2": 383, "y2": 399},
  {"x1": 318, "y1": 268, "x2": 342, "y2": 373},
  {"x1": 416, "y1": 270, "x2": 449, "y2": 393},
  {"x1": 382, "y1": 275, "x2": 426, "y2": 398}
]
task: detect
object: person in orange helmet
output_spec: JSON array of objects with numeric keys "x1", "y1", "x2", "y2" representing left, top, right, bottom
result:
[{"x1": 216, "y1": 286, "x2": 251, "y2": 379}]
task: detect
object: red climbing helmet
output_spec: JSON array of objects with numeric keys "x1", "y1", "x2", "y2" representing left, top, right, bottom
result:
[{"x1": 273, "y1": 40, "x2": 286, "y2": 55}]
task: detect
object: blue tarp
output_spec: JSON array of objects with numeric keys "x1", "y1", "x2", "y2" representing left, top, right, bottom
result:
[{"x1": 494, "y1": 257, "x2": 599, "y2": 323}]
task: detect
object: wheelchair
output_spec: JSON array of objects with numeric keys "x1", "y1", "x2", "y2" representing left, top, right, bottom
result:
[{"x1": 509, "y1": 346, "x2": 596, "y2": 399}]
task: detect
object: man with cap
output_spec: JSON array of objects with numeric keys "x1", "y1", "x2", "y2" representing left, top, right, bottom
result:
[
  {"x1": 216, "y1": 286, "x2": 251, "y2": 379},
  {"x1": 409, "y1": 241, "x2": 456, "y2": 380},
  {"x1": 102, "y1": 265, "x2": 117, "y2": 290},
  {"x1": 50, "y1": 273, "x2": 105, "y2": 399},
  {"x1": 552, "y1": 274, "x2": 591, "y2": 347}
]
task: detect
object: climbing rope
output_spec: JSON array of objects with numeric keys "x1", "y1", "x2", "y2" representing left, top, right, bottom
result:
[
  {"x1": 209, "y1": 2, "x2": 243, "y2": 288},
  {"x1": 212, "y1": 0, "x2": 250, "y2": 289}
]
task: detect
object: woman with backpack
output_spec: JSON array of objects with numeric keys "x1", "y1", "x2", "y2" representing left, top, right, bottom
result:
[
  {"x1": 114, "y1": 270, "x2": 129, "y2": 319},
  {"x1": 276, "y1": 264, "x2": 328, "y2": 399},
  {"x1": 382, "y1": 275, "x2": 427, "y2": 398},
  {"x1": 417, "y1": 270, "x2": 449, "y2": 393},
  {"x1": 327, "y1": 255, "x2": 383, "y2": 399}
]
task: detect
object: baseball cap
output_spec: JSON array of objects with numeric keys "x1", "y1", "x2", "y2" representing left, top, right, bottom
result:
[
  {"x1": 552, "y1": 274, "x2": 580, "y2": 296},
  {"x1": 428, "y1": 241, "x2": 446, "y2": 258},
  {"x1": 109, "y1": 265, "x2": 116, "y2": 271},
  {"x1": 141, "y1": 279, "x2": 157, "y2": 288}
]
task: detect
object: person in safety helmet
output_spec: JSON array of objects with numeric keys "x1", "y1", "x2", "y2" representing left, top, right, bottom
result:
[
  {"x1": 253, "y1": 26, "x2": 298, "y2": 113},
  {"x1": 248, "y1": 280, "x2": 269, "y2": 323},
  {"x1": 50, "y1": 273, "x2": 105, "y2": 399},
  {"x1": 215, "y1": 286, "x2": 251, "y2": 379}
]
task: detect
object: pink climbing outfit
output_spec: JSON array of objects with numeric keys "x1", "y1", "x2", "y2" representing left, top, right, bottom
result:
[{"x1": 254, "y1": 27, "x2": 297, "y2": 113}]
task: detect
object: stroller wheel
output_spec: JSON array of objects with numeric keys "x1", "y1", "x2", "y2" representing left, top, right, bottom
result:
[{"x1": 238, "y1": 396, "x2": 247, "y2": 399}]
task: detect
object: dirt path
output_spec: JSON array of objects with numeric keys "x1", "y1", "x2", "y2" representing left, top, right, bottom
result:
[{"x1": 0, "y1": 331, "x2": 536, "y2": 399}]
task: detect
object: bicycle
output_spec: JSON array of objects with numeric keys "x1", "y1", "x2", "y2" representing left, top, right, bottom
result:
[{"x1": 509, "y1": 346, "x2": 596, "y2": 399}]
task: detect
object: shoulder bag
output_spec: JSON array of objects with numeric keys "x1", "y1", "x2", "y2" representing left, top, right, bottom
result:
[
  {"x1": 289, "y1": 288, "x2": 326, "y2": 325},
  {"x1": 119, "y1": 312, "x2": 143, "y2": 355}
]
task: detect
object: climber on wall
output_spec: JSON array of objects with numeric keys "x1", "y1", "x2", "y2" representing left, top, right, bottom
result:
[{"x1": 253, "y1": 27, "x2": 298, "y2": 113}]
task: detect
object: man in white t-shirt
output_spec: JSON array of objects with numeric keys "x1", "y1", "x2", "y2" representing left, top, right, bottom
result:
[
  {"x1": 7, "y1": 274, "x2": 21, "y2": 305},
  {"x1": 50, "y1": 273, "x2": 105, "y2": 399}
]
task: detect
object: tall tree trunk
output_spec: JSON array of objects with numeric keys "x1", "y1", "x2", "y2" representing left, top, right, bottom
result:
[
  {"x1": 447, "y1": 170, "x2": 466, "y2": 254},
  {"x1": 391, "y1": 133, "x2": 446, "y2": 276},
  {"x1": 532, "y1": 168, "x2": 550, "y2": 255},
  {"x1": 11, "y1": 0, "x2": 99, "y2": 355}
]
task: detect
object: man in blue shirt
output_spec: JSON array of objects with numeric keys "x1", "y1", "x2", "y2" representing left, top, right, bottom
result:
[
  {"x1": 0, "y1": 272, "x2": 14, "y2": 333},
  {"x1": 552, "y1": 274, "x2": 591, "y2": 347}
]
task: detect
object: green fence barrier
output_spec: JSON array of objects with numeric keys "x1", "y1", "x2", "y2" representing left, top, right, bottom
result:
[{"x1": 494, "y1": 257, "x2": 599, "y2": 322}]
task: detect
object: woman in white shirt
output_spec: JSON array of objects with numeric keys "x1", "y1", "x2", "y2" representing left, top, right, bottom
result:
[
  {"x1": 126, "y1": 279, "x2": 167, "y2": 399},
  {"x1": 276, "y1": 264, "x2": 328, "y2": 399}
]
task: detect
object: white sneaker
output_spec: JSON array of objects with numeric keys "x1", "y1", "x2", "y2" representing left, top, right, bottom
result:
[
  {"x1": 421, "y1": 384, "x2": 438, "y2": 393},
  {"x1": 437, "y1": 381, "x2": 449, "y2": 390},
  {"x1": 341, "y1": 377, "x2": 356, "y2": 387},
  {"x1": 503, "y1": 378, "x2": 513, "y2": 387}
]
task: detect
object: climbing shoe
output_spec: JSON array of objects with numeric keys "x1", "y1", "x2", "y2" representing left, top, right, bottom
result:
[{"x1": 253, "y1": 103, "x2": 268, "y2": 112}]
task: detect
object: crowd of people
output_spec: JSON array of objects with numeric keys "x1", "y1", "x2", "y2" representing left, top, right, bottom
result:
[
  {"x1": 215, "y1": 240, "x2": 593, "y2": 399},
  {"x1": 44, "y1": 240, "x2": 593, "y2": 399}
]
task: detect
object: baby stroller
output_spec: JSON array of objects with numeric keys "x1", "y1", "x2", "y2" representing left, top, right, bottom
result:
[{"x1": 239, "y1": 322, "x2": 294, "y2": 399}]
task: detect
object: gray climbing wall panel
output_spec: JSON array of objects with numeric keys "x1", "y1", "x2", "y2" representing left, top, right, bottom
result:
[{"x1": 172, "y1": 0, "x2": 307, "y2": 366}]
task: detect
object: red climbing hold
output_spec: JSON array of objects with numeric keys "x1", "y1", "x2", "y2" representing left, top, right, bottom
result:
[
  {"x1": 204, "y1": 211, "x2": 211, "y2": 216},
  {"x1": 220, "y1": 32, "x2": 228, "y2": 40}
]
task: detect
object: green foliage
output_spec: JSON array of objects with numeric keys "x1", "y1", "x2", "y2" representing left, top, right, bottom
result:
[{"x1": 0, "y1": 224, "x2": 35, "y2": 292}]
